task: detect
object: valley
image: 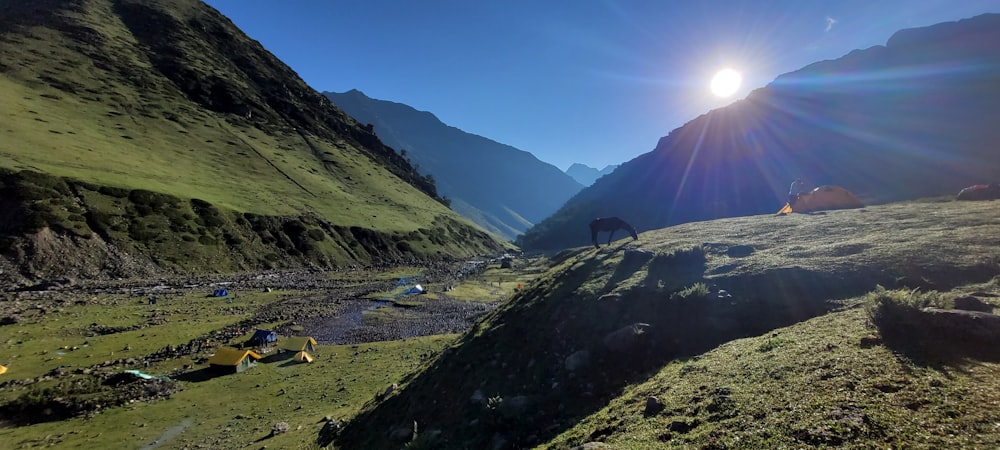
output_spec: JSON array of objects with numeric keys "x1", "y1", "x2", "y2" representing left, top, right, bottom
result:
[
  {"x1": 0, "y1": 256, "x2": 540, "y2": 449},
  {"x1": 2, "y1": 0, "x2": 1000, "y2": 448}
]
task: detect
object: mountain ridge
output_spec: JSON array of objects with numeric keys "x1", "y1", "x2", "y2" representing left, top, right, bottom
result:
[
  {"x1": 518, "y1": 13, "x2": 1000, "y2": 250},
  {"x1": 325, "y1": 89, "x2": 584, "y2": 240}
]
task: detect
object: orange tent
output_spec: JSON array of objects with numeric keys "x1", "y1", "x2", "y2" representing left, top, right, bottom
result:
[{"x1": 777, "y1": 185, "x2": 864, "y2": 214}]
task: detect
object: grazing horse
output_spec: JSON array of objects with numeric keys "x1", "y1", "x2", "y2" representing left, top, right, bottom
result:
[{"x1": 589, "y1": 217, "x2": 638, "y2": 249}]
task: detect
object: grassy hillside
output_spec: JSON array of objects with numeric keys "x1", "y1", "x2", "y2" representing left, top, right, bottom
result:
[
  {"x1": 0, "y1": 0, "x2": 507, "y2": 280},
  {"x1": 336, "y1": 198, "x2": 1000, "y2": 449},
  {"x1": 544, "y1": 293, "x2": 1000, "y2": 449},
  {"x1": 0, "y1": 168, "x2": 501, "y2": 285}
]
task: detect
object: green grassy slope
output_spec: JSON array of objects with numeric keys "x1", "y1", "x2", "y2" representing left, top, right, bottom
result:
[
  {"x1": 0, "y1": 0, "x2": 507, "y2": 279},
  {"x1": 544, "y1": 296, "x2": 1000, "y2": 449},
  {"x1": 336, "y1": 198, "x2": 1000, "y2": 449}
]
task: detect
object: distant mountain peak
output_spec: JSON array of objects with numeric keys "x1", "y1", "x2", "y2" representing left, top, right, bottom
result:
[{"x1": 565, "y1": 163, "x2": 619, "y2": 186}]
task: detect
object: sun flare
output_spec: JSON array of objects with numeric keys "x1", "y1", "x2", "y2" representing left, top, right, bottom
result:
[{"x1": 710, "y1": 68, "x2": 742, "y2": 97}]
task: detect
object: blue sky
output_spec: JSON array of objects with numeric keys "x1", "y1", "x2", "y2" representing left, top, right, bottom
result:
[{"x1": 204, "y1": 1, "x2": 999, "y2": 171}]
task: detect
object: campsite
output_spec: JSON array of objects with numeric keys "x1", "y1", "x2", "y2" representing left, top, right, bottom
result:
[
  {"x1": 3, "y1": 0, "x2": 1000, "y2": 448},
  {"x1": 0, "y1": 256, "x2": 537, "y2": 448}
]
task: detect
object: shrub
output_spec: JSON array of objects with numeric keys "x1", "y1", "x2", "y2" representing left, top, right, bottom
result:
[
  {"x1": 223, "y1": 233, "x2": 243, "y2": 245},
  {"x1": 670, "y1": 282, "x2": 709, "y2": 301},
  {"x1": 98, "y1": 186, "x2": 129, "y2": 198},
  {"x1": 134, "y1": 204, "x2": 154, "y2": 216},
  {"x1": 306, "y1": 228, "x2": 325, "y2": 241},
  {"x1": 129, "y1": 226, "x2": 160, "y2": 242},
  {"x1": 24, "y1": 210, "x2": 58, "y2": 231},
  {"x1": 128, "y1": 189, "x2": 173, "y2": 210},
  {"x1": 87, "y1": 211, "x2": 112, "y2": 234},
  {"x1": 74, "y1": 180, "x2": 99, "y2": 191},
  {"x1": 198, "y1": 235, "x2": 217, "y2": 246},
  {"x1": 865, "y1": 285, "x2": 948, "y2": 337},
  {"x1": 12, "y1": 170, "x2": 71, "y2": 199}
]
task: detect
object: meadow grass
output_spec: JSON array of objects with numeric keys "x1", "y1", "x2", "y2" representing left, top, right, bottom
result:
[
  {"x1": 0, "y1": 283, "x2": 457, "y2": 448},
  {"x1": 542, "y1": 296, "x2": 1000, "y2": 449}
]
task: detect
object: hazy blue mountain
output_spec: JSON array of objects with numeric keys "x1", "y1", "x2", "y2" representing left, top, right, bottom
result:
[
  {"x1": 325, "y1": 90, "x2": 583, "y2": 240},
  {"x1": 518, "y1": 13, "x2": 1000, "y2": 250},
  {"x1": 565, "y1": 163, "x2": 619, "y2": 186}
]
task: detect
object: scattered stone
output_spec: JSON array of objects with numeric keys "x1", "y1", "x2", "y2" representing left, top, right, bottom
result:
[
  {"x1": 570, "y1": 443, "x2": 611, "y2": 450},
  {"x1": 490, "y1": 433, "x2": 509, "y2": 450},
  {"x1": 271, "y1": 422, "x2": 289, "y2": 436},
  {"x1": 668, "y1": 419, "x2": 699, "y2": 433},
  {"x1": 498, "y1": 395, "x2": 530, "y2": 419},
  {"x1": 859, "y1": 335, "x2": 881, "y2": 348},
  {"x1": 644, "y1": 395, "x2": 665, "y2": 417},
  {"x1": 469, "y1": 389, "x2": 484, "y2": 404},
  {"x1": 388, "y1": 424, "x2": 413, "y2": 442},
  {"x1": 603, "y1": 323, "x2": 651, "y2": 353},
  {"x1": 378, "y1": 383, "x2": 397, "y2": 400},
  {"x1": 564, "y1": 350, "x2": 590, "y2": 372}
]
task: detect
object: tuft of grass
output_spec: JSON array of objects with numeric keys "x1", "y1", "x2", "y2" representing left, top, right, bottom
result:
[
  {"x1": 669, "y1": 282, "x2": 709, "y2": 301},
  {"x1": 865, "y1": 285, "x2": 949, "y2": 338}
]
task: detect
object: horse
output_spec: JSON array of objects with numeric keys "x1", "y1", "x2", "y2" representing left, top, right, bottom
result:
[{"x1": 589, "y1": 217, "x2": 638, "y2": 249}]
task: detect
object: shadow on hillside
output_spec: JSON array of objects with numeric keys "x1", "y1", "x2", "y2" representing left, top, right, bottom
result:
[
  {"x1": 882, "y1": 331, "x2": 1000, "y2": 373},
  {"x1": 260, "y1": 352, "x2": 293, "y2": 364},
  {"x1": 172, "y1": 368, "x2": 228, "y2": 383},
  {"x1": 333, "y1": 247, "x2": 1000, "y2": 450}
]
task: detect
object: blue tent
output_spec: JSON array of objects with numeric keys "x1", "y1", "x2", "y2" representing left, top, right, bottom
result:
[
  {"x1": 248, "y1": 329, "x2": 277, "y2": 346},
  {"x1": 213, "y1": 288, "x2": 228, "y2": 297}
]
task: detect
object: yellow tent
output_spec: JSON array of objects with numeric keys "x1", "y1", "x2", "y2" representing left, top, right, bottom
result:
[
  {"x1": 0, "y1": 365, "x2": 7, "y2": 375},
  {"x1": 294, "y1": 351, "x2": 314, "y2": 363},
  {"x1": 281, "y1": 336, "x2": 317, "y2": 353},
  {"x1": 777, "y1": 185, "x2": 863, "y2": 214},
  {"x1": 207, "y1": 347, "x2": 261, "y2": 373}
]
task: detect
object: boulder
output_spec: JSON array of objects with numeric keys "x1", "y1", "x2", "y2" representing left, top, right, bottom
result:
[
  {"x1": 644, "y1": 395, "x2": 665, "y2": 417},
  {"x1": 564, "y1": 350, "x2": 590, "y2": 372},
  {"x1": 469, "y1": 389, "x2": 484, "y2": 405},
  {"x1": 603, "y1": 323, "x2": 651, "y2": 353},
  {"x1": 271, "y1": 421, "x2": 289, "y2": 436},
  {"x1": 498, "y1": 395, "x2": 530, "y2": 419}
]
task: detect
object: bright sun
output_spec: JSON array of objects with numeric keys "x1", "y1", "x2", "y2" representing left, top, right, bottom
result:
[{"x1": 710, "y1": 68, "x2": 742, "y2": 97}]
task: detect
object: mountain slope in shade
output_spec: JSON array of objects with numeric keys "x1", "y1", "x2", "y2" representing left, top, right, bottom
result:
[
  {"x1": 565, "y1": 163, "x2": 619, "y2": 186},
  {"x1": 518, "y1": 13, "x2": 1000, "y2": 251},
  {"x1": 0, "y1": 0, "x2": 505, "y2": 282},
  {"x1": 325, "y1": 89, "x2": 584, "y2": 240}
]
